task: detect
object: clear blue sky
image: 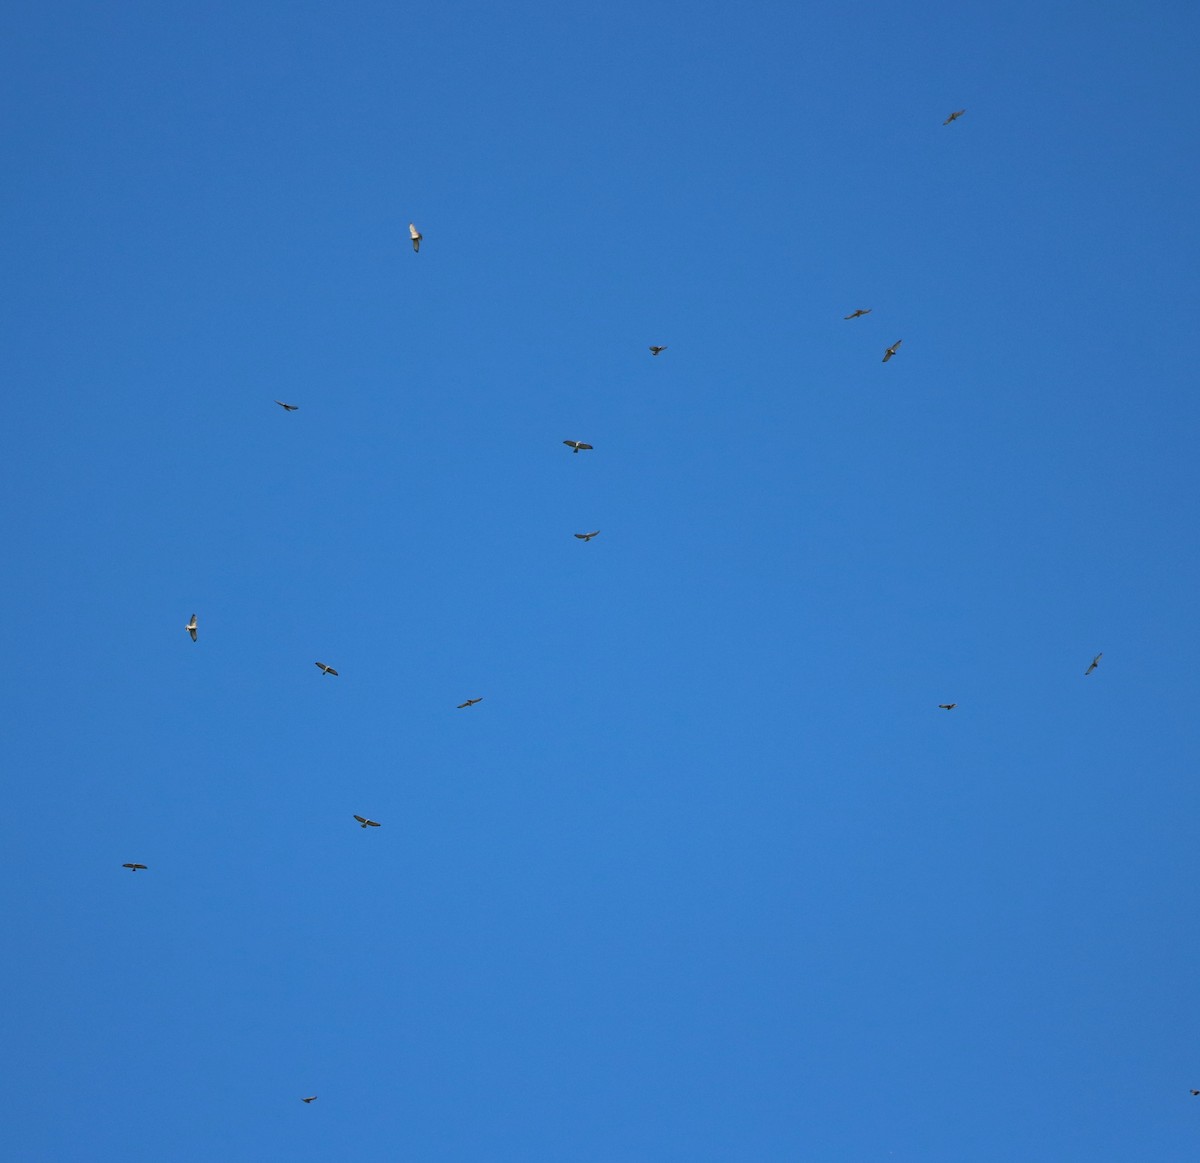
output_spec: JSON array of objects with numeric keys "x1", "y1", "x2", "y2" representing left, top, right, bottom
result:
[{"x1": 3, "y1": 1, "x2": 1199, "y2": 1159}]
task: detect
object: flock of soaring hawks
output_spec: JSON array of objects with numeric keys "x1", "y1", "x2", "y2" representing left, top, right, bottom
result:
[{"x1": 121, "y1": 108, "x2": 1120, "y2": 1102}]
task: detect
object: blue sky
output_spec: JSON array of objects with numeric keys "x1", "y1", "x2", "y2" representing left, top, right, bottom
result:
[{"x1": 3, "y1": 1, "x2": 1199, "y2": 1158}]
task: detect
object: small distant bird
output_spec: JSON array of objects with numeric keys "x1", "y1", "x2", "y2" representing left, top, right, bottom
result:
[
  {"x1": 938, "y1": 704, "x2": 957, "y2": 711},
  {"x1": 315, "y1": 662, "x2": 339, "y2": 676},
  {"x1": 301, "y1": 1096, "x2": 318, "y2": 1104},
  {"x1": 457, "y1": 698, "x2": 482, "y2": 708},
  {"x1": 843, "y1": 309, "x2": 872, "y2": 320},
  {"x1": 274, "y1": 400, "x2": 298, "y2": 411},
  {"x1": 1085, "y1": 653, "x2": 1103, "y2": 675},
  {"x1": 122, "y1": 863, "x2": 148, "y2": 872},
  {"x1": 353, "y1": 815, "x2": 381, "y2": 828},
  {"x1": 563, "y1": 440, "x2": 593, "y2": 454},
  {"x1": 943, "y1": 109, "x2": 966, "y2": 125},
  {"x1": 882, "y1": 340, "x2": 903, "y2": 363},
  {"x1": 574, "y1": 530, "x2": 600, "y2": 542},
  {"x1": 409, "y1": 223, "x2": 422, "y2": 252},
  {"x1": 186, "y1": 614, "x2": 198, "y2": 642},
  {"x1": 649, "y1": 346, "x2": 667, "y2": 356},
  {"x1": 1191, "y1": 1090, "x2": 1199, "y2": 1096}
]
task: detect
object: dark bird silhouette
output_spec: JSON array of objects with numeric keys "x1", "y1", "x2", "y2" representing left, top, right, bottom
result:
[
  {"x1": 574, "y1": 531, "x2": 600, "y2": 541},
  {"x1": 843, "y1": 309, "x2": 872, "y2": 320},
  {"x1": 409, "y1": 222, "x2": 422, "y2": 252},
  {"x1": 882, "y1": 340, "x2": 902, "y2": 363},
  {"x1": 122, "y1": 863, "x2": 148, "y2": 872},
  {"x1": 274, "y1": 400, "x2": 298, "y2": 411},
  {"x1": 1085, "y1": 653, "x2": 1103, "y2": 675},
  {"x1": 353, "y1": 815, "x2": 381, "y2": 828},
  {"x1": 563, "y1": 440, "x2": 593, "y2": 454},
  {"x1": 302, "y1": 1096, "x2": 318, "y2": 1103},
  {"x1": 1191, "y1": 1090, "x2": 1199, "y2": 1096},
  {"x1": 186, "y1": 614, "x2": 198, "y2": 642},
  {"x1": 943, "y1": 109, "x2": 966, "y2": 125},
  {"x1": 938, "y1": 703, "x2": 957, "y2": 710},
  {"x1": 315, "y1": 662, "x2": 339, "y2": 677},
  {"x1": 649, "y1": 346, "x2": 667, "y2": 356},
  {"x1": 457, "y1": 698, "x2": 482, "y2": 708}
]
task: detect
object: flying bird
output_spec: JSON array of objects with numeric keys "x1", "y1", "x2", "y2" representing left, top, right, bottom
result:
[
  {"x1": 274, "y1": 400, "x2": 298, "y2": 411},
  {"x1": 186, "y1": 614, "x2": 197, "y2": 642},
  {"x1": 315, "y1": 662, "x2": 339, "y2": 676},
  {"x1": 882, "y1": 340, "x2": 903, "y2": 363},
  {"x1": 563, "y1": 440, "x2": 593, "y2": 454},
  {"x1": 843, "y1": 309, "x2": 872, "y2": 320},
  {"x1": 938, "y1": 704, "x2": 958, "y2": 711},
  {"x1": 301, "y1": 1096, "x2": 318, "y2": 1104},
  {"x1": 122, "y1": 863, "x2": 148, "y2": 872},
  {"x1": 1191, "y1": 1090, "x2": 1199, "y2": 1096},
  {"x1": 457, "y1": 698, "x2": 482, "y2": 708},
  {"x1": 943, "y1": 109, "x2": 966, "y2": 125},
  {"x1": 353, "y1": 815, "x2": 381, "y2": 828},
  {"x1": 649, "y1": 346, "x2": 667, "y2": 356},
  {"x1": 574, "y1": 531, "x2": 600, "y2": 541},
  {"x1": 1085, "y1": 653, "x2": 1103, "y2": 675},
  {"x1": 409, "y1": 222, "x2": 422, "y2": 252}
]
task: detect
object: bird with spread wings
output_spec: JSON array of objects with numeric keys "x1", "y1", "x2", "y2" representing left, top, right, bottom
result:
[
  {"x1": 186, "y1": 614, "x2": 197, "y2": 642},
  {"x1": 882, "y1": 340, "x2": 902, "y2": 363},
  {"x1": 943, "y1": 109, "x2": 966, "y2": 125},
  {"x1": 315, "y1": 662, "x2": 339, "y2": 676},
  {"x1": 409, "y1": 223, "x2": 422, "y2": 252},
  {"x1": 457, "y1": 698, "x2": 482, "y2": 708},
  {"x1": 843, "y1": 309, "x2": 871, "y2": 320},
  {"x1": 563, "y1": 440, "x2": 593, "y2": 453},
  {"x1": 1085, "y1": 653, "x2": 1103, "y2": 675},
  {"x1": 353, "y1": 815, "x2": 381, "y2": 828}
]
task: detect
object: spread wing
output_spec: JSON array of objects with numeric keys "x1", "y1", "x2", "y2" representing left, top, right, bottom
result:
[
  {"x1": 367, "y1": 819, "x2": 381, "y2": 827},
  {"x1": 354, "y1": 815, "x2": 367, "y2": 824}
]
